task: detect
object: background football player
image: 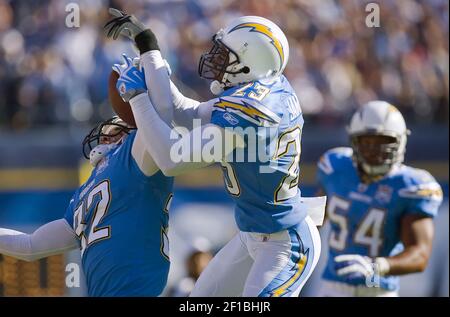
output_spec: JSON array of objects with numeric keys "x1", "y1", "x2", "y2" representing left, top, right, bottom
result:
[
  {"x1": 316, "y1": 101, "x2": 443, "y2": 296},
  {"x1": 0, "y1": 73, "x2": 175, "y2": 296},
  {"x1": 105, "y1": 9, "x2": 325, "y2": 297}
]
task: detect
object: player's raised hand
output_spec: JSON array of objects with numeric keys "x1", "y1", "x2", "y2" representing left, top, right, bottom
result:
[
  {"x1": 104, "y1": 8, "x2": 160, "y2": 54},
  {"x1": 104, "y1": 8, "x2": 146, "y2": 40},
  {"x1": 113, "y1": 54, "x2": 147, "y2": 103}
]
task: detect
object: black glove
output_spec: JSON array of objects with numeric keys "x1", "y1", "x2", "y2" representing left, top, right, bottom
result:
[{"x1": 104, "y1": 8, "x2": 159, "y2": 53}]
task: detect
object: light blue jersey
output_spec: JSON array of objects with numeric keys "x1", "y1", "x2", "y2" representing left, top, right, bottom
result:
[
  {"x1": 317, "y1": 147, "x2": 443, "y2": 291},
  {"x1": 210, "y1": 75, "x2": 306, "y2": 233},
  {"x1": 64, "y1": 131, "x2": 174, "y2": 296}
]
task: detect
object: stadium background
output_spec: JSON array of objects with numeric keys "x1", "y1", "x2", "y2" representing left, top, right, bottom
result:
[{"x1": 0, "y1": 0, "x2": 448, "y2": 296}]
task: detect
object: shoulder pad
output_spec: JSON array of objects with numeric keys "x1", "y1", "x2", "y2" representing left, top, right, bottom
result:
[
  {"x1": 398, "y1": 167, "x2": 443, "y2": 201},
  {"x1": 317, "y1": 147, "x2": 353, "y2": 175}
]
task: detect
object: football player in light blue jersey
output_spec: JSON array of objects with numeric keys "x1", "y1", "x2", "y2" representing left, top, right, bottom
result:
[
  {"x1": 105, "y1": 11, "x2": 325, "y2": 297},
  {"x1": 208, "y1": 74, "x2": 306, "y2": 234},
  {"x1": 0, "y1": 58, "x2": 175, "y2": 296},
  {"x1": 316, "y1": 101, "x2": 443, "y2": 296}
]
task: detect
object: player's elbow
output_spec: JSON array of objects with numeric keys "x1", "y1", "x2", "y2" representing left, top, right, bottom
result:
[
  {"x1": 8, "y1": 253, "x2": 39, "y2": 262},
  {"x1": 158, "y1": 162, "x2": 184, "y2": 177},
  {"x1": 20, "y1": 255, "x2": 38, "y2": 262},
  {"x1": 158, "y1": 161, "x2": 209, "y2": 177},
  {"x1": 413, "y1": 245, "x2": 431, "y2": 273},
  {"x1": 415, "y1": 254, "x2": 430, "y2": 273},
  {"x1": 160, "y1": 167, "x2": 180, "y2": 177}
]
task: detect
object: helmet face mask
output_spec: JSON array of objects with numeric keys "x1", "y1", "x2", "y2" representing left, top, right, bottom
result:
[
  {"x1": 82, "y1": 117, "x2": 135, "y2": 161},
  {"x1": 351, "y1": 133, "x2": 401, "y2": 177},
  {"x1": 198, "y1": 36, "x2": 245, "y2": 84},
  {"x1": 198, "y1": 16, "x2": 289, "y2": 91},
  {"x1": 347, "y1": 100, "x2": 409, "y2": 180}
]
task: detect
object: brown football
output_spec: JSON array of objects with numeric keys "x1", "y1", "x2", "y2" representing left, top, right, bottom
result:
[{"x1": 108, "y1": 70, "x2": 136, "y2": 127}]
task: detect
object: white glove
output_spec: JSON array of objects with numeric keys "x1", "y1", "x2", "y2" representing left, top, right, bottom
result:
[{"x1": 334, "y1": 254, "x2": 390, "y2": 285}]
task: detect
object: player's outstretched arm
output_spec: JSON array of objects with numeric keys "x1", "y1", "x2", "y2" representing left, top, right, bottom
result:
[
  {"x1": 105, "y1": 8, "x2": 206, "y2": 129},
  {"x1": 137, "y1": 53, "x2": 208, "y2": 130},
  {"x1": 115, "y1": 55, "x2": 243, "y2": 176},
  {"x1": 129, "y1": 92, "x2": 242, "y2": 176},
  {"x1": 0, "y1": 219, "x2": 78, "y2": 262},
  {"x1": 131, "y1": 130, "x2": 161, "y2": 177},
  {"x1": 169, "y1": 80, "x2": 215, "y2": 130},
  {"x1": 139, "y1": 51, "x2": 174, "y2": 126},
  {"x1": 383, "y1": 215, "x2": 434, "y2": 275},
  {"x1": 333, "y1": 215, "x2": 435, "y2": 282},
  {"x1": 105, "y1": 8, "x2": 173, "y2": 126}
]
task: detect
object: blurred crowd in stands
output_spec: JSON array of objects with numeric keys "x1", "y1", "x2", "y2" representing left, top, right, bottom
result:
[{"x1": 0, "y1": 0, "x2": 448, "y2": 130}]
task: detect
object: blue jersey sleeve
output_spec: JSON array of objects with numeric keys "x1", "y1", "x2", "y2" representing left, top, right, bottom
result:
[
  {"x1": 399, "y1": 169, "x2": 443, "y2": 218},
  {"x1": 63, "y1": 192, "x2": 78, "y2": 229},
  {"x1": 210, "y1": 95, "x2": 281, "y2": 129},
  {"x1": 120, "y1": 130, "x2": 148, "y2": 178},
  {"x1": 210, "y1": 102, "x2": 256, "y2": 129},
  {"x1": 115, "y1": 130, "x2": 158, "y2": 182},
  {"x1": 316, "y1": 147, "x2": 353, "y2": 192}
]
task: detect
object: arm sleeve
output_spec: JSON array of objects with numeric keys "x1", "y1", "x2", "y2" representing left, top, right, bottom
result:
[
  {"x1": 140, "y1": 51, "x2": 212, "y2": 129},
  {"x1": 140, "y1": 51, "x2": 174, "y2": 126},
  {"x1": 131, "y1": 130, "x2": 161, "y2": 177},
  {"x1": 170, "y1": 80, "x2": 214, "y2": 129},
  {"x1": 0, "y1": 219, "x2": 78, "y2": 262},
  {"x1": 128, "y1": 93, "x2": 243, "y2": 176}
]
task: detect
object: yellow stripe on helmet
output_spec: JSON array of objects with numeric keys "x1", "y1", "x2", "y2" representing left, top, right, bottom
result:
[{"x1": 229, "y1": 22, "x2": 284, "y2": 69}]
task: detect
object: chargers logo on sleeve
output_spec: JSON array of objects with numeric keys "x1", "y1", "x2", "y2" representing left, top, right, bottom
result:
[
  {"x1": 399, "y1": 183, "x2": 443, "y2": 200},
  {"x1": 214, "y1": 98, "x2": 281, "y2": 126}
]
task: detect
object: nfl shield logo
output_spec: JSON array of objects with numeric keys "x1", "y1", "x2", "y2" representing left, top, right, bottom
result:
[
  {"x1": 358, "y1": 183, "x2": 368, "y2": 192},
  {"x1": 375, "y1": 185, "x2": 393, "y2": 204},
  {"x1": 96, "y1": 156, "x2": 109, "y2": 175}
]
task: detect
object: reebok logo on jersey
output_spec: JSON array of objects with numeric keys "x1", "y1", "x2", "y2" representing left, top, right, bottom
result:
[{"x1": 223, "y1": 112, "x2": 239, "y2": 125}]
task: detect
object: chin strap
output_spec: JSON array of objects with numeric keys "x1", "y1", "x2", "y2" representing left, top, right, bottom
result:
[
  {"x1": 362, "y1": 163, "x2": 391, "y2": 177},
  {"x1": 89, "y1": 143, "x2": 119, "y2": 167},
  {"x1": 210, "y1": 80, "x2": 225, "y2": 95}
]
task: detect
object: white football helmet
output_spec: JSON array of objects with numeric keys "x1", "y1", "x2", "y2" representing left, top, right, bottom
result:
[
  {"x1": 198, "y1": 16, "x2": 289, "y2": 94},
  {"x1": 347, "y1": 101, "x2": 410, "y2": 177}
]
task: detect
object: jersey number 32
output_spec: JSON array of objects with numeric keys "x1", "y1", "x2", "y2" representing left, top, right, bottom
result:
[{"x1": 73, "y1": 180, "x2": 111, "y2": 256}]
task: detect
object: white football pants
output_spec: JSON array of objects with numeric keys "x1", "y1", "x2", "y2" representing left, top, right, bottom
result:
[{"x1": 190, "y1": 216, "x2": 321, "y2": 297}]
